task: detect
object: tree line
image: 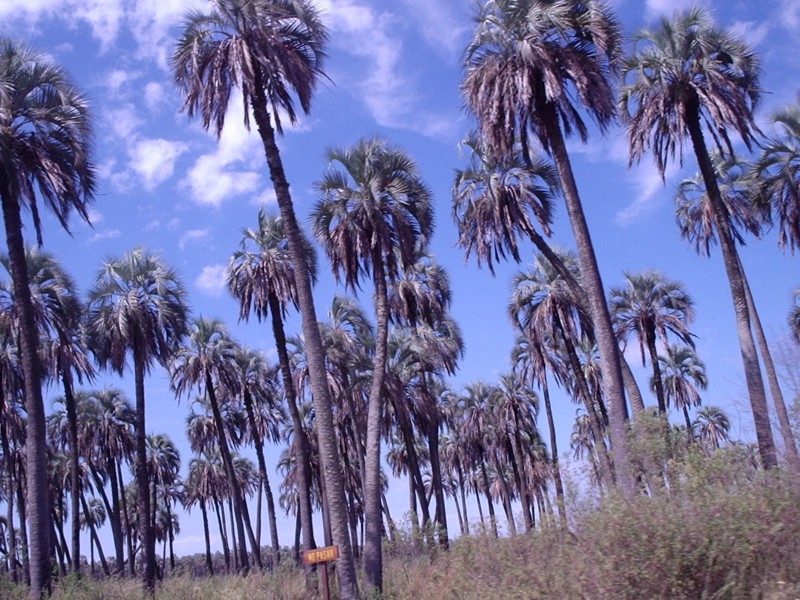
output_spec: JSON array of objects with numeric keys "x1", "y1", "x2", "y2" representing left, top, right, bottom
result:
[{"x1": 2, "y1": 1, "x2": 800, "y2": 599}]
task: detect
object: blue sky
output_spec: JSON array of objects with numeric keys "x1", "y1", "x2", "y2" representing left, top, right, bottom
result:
[{"x1": 2, "y1": 0, "x2": 799, "y2": 556}]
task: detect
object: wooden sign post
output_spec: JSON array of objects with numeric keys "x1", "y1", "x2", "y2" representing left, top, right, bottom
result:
[{"x1": 303, "y1": 545, "x2": 340, "y2": 600}]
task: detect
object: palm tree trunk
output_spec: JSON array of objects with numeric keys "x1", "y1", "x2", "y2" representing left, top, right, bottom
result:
[
  {"x1": 539, "y1": 372, "x2": 567, "y2": 527},
  {"x1": 479, "y1": 461, "x2": 497, "y2": 537},
  {"x1": 242, "y1": 385, "x2": 280, "y2": 563},
  {"x1": 0, "y1": 387, "x2": 18, "y2": 583},
  {"x1": 60, "y1": 369, "x2": 82, "y2": 577},
  {"x1": 80, "y1": 493, "x2": 110, "y2": 577},
  {"x1": 16, "y1": 437, "x2": 31, "y2": 585},
  {"x1": 106, "y1": 456, "x2": 125, "y2": 574},
  {"x1": 251, "y1": 79, "x2": 357, "y2": 600},
  {"x1": 646, "y1": 329, "x2": 667, "y2": 414},
  {"x1": 555, "y1": 311, "x2": 614, "y2": 484},
  {"x1": 542, "y1": 111, "x2": 633, "y2": 493},
  {"x1": 116, "y1": 460, "x2": 135, "y2": 577},
  {"x1": 364, "y1": 255, "x2": 390, "y2": 593},
  {"x1": 133, "y1": 354, "x2": 156, "y2": 593},
  {"x1": 685, "y1": 97, "x2": 777, "y2": 468},
  {"x1": 457, "y1": 466, "x2": 470, "y2": 535},
  {"x1": 737, "y1": 255, "x2": 800, "y2": 470},
  {"x1": 213, "y1": 497, "x2": 230, "y2": 573},
  {"x1": 200, "y1": 499, "x2": 213, "y2": 576},
  {"x1": 203, "y1": 372, "x2": 251, "y2": 572},
  {"x1": 1, "y1": 190, "x2": 52, "y2": 599}
]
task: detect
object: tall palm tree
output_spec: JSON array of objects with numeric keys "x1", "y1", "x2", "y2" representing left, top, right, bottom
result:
[
  {"x1": 233, "y1": 345, "x2": 282, "y2": 563},
  {"x1": 620, "y1": 8, "x2": 776, "y2": 468},
  {"x1": 387, "y1": 253, "x2": 459, "y2": 545},
  {"x1": 609, "y1": 270, "x2": 695, "y2": 415},
  {"x1": 226, "y1": 209, "x2": 316, "y2": 564},
  {"x1": 0, "y1": 39, "x2": 96, "y2": 599},
  {"x1": 462, "y1": 0, "x2": 632, "y2": 490},
  {"x1": 2, "y1": 247, "x2": 95, "y2": 576},
  {"x1": 87, "y1": 247, "x2": 188, "y2": 593},
  {"x1": 509, "y1": 253, "x2": 614, "y2": 485},
  {"x1": 452, "y1": 132, "x2": 558, "y2": 276},
  {"x1": 750, "y1": 103, "x2": 800, "y2": 253},
  {"x1": 312, "y1": 136, "x2": 433, "y2": 591},
  {"x1": 172, "y1": 2, "x2": 358, "y2": 592},
  {"x1": 676, "y1": 152, "x2": 800, "y2": 468},
  {"x1": 657, "y1": 344, "x2": 707, "y2": 437},
  {"x1": 170, "y1": 318, "x2": 255, "y2": 572},
  {"x1": 83, "y1": 388, "x2": 136, "y2": 574}
]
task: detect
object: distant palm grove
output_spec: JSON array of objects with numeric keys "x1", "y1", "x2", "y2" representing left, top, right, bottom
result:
[{"x1": 2, "y1": 1, "x2": 800, "y2": 599}]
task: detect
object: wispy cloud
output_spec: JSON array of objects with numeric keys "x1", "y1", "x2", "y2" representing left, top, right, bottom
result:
[
  {"x1": 644, "y1": 0, "x2": 710, "y2": 21},
  {"x1": 179, "y1": 229, "x2": 209, "y2": 250},
  {"x1": 195, "y1": 264, "x2": 226, "y2": 297},
  {"x1": 182, "y1": 91, "x2": 264, "y2": 207},
  {"x1": 128, "y1": 138, "x2": 188, "y2": 191}
]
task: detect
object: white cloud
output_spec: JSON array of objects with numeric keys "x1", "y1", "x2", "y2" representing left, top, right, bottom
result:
[
  {"x1": 399, "y1": 0, "x2": 469, "y2": 59},
  {"x1": 143, "y1": 82, "x2": 166, "y2": 112},
  {"x1": 86, "y1": 207, "x2": 103, "y2": 224},
  {"x1": 179, "y1": 229, "x2": 209, "y2": 250},
  {"x1": 615, "y1": 160, "x2": 680, "y2": 226},
  {"x1": 128, "y1": 138, "x2": 188, "y2": 191},
  {"x1": 730, "y1": 20, "x2": 770, "y2": 49},
  {"x1": 89, "y1": 229, "x2": 121, "y2": 243},
  {"x1": 644, "y1": 0, "x2": 709, "y2": 21},
  {"x1": 195, "y1": 264, "x2": 226, "y2": 297},
  {"x1": 104, "y1": 69, "x2": 142, "y2": 98},
  {"x1": 251, "y1": 187, "x2": 278, "y2": 207},
  {"x1": 103, "y1": 105, "x2": 142, "y2": 140},
  {"x1": 183, "y1": 91, "x2": 264, "y2": 207},
  {"x1": 778, "y1": 0, "x2": 800, "y2": 30}
]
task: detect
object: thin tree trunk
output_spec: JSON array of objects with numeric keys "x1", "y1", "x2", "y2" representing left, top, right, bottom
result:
[
  {"x1": 539, "y1": 372, "x2": 567, "y2": 527},
  {"x1": 737, "y1": 255, "x2": 800, "y2": 470},
  {"x1": 543, "y1": 111, "x2": 633, "y2": 493},
  {"x1": 133, "y1": 355, "x2": 155, "y2": 593},
  {"x1": 364, "y1": 255, "x2": 390, "y2": 594},
  {"x1": 60, "y1": 368, "x2": 82, "y2": 577},
  {"x1": 1, "y1": 191, "x2": 51, "y2": 599},
  {"x1": 685, "y1": 98, "x2": 777, "y2": 468},
  {"x1": 200, "y1": 499, "x2": 213, "y2": 576},
  {"x1": 479, "y1": 461, "x2": 497, "y2": 537},
  {"x1": 116, "y1": 460, "x2": 135, "y2": 577},
  {"x1": 0, "y1": 387, "x2": 18, "y2": 583},
  {"x1": 203, "y1": 372, "x2": 253, "y2": 571},
  {"x1": 80, "y1": 493, "x2": 110, "y2": 577},
  {"x1": 242, "y1": 384, "x2": 280, "y2": 563},
  {"x1": 251, "y1": 79, "x2": 357, "y2": 600},
  {"x1": 106, "y1": 456, "x2": 125, "y2": 574}
]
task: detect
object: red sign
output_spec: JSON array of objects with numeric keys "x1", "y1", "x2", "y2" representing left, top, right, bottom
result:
[{"x1": 303, "y1": 545, "x2": 339, "y2": 565}]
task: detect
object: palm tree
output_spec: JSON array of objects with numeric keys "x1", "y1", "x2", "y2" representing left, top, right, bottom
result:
[
  {"x1": 462, "y1": 0, "x2": 632, "y2": 490},
  {"x1": 509, "y1": 253, "x2": 614, "y2": 485},
  {"x1": 749, "y1": 103, "x2": 800, "y2": 253},
  {"x1": 233, "y1": 345, "x2": 283, "y2": 563},
  {"x1": 693, "y1": 406, "x2": 731, "y2": 451},
  {"x1": 0, "y1": 39, "x2": 96, "y2": 599},
  {"x1": 657, "y1": 344, "x2": 707, "y2": 437},
  {"x1": 2, "y1": 247, "x2": 95, "y2": 576},
  {"x1": 226, "y1": 209, "x2": 316, "y2": 565},
  {"x1": 312, "y1": 136, "x2": 433, "y2": 592},
  {"x1": 170, "y1": 318, "x2": 257, "y2": 571},
  {"x1": 145, "y1": 433, "x2": 181, "y2": 570},
  {"x1": 86, "y1": 247, "x2": 188, "y2": 593},
  {"x1": 676, "y1": 152, "x2": 800, "y2": 469},
  {"x1": 609, "y1": 270, "x2": 695, "y2": 415},
  {"x1": 387, "y1": 253, "x2": 459, "y2": 545},
  {"x1": 172, "y1": 2, "x2": 358, "y2": 592},
  {"x1": 620, "y1": 8, "x2": 776, "y2": 468},
  {"x1": 83, "y1": 387, "x2": 136, "y2": 574},
  {"x1": 452, "y1": 132, "x2": 558, "y2": 276}
]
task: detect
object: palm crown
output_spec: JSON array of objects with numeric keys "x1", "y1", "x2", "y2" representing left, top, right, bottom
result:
[{"x1": 172, "y1": 0, "x2": 328, "y2": 137}]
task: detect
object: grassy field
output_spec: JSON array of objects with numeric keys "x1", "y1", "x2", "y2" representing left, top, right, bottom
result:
[{"x1": 4, "y1": 451, "x2": 800, "y2": 599}]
